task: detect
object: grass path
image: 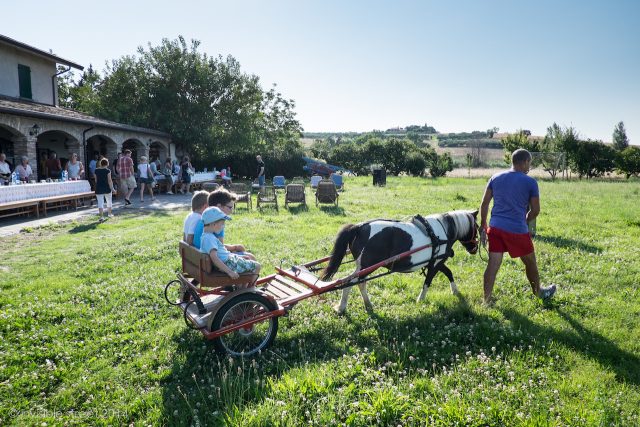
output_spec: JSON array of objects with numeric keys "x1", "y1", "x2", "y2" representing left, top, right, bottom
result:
[{"x1": 0, "y1": 177, "x2": 639, "y2": 426}]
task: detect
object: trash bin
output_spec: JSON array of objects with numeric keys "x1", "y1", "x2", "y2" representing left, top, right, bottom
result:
[{"x1": 373, "y1": 168, "x2": 386, "y2": 186}]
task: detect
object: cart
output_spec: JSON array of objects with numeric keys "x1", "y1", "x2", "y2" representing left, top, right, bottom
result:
[{"x1": 165, "y1": 241, "x2": 433, "y2": 357}]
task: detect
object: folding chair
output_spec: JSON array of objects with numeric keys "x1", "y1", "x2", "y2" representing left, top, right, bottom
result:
[
  {"x1": 257, "y1": 186, "x2": 278, "y2": 210},
  {"x1": 272, "y1": 176, "x2": 286, "y2": 190},
  {"x1": 229, "y1": 182, "x2": 252, "y2": 210},
  {"x1": 330, "y1": 173, "x2": 344, "y2": 191},
  {"x1": 310, "y1": 175, "x2": 322, "y2": 190},
  {"x1": 285, "y1": 184, "x2": 306, "y2": 208},
  {"x1": 315, "y1": 180, "x2": 339, "y2": 207}
]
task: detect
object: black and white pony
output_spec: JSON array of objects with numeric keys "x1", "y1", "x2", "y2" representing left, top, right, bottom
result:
[{"x1": 321, "y1": 210, "x2": 479, "y2": 314}]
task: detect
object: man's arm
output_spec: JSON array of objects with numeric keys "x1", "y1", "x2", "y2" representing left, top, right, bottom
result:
[
  {"x1": 527, "y1": 197, "x2": 540, "y2": 222},
  {"x1": 480, "y1": 186, "x2": 493, "y2": 229},
  {"x1": 258, "y1": 166, "x2": 264, "y2": 177}
]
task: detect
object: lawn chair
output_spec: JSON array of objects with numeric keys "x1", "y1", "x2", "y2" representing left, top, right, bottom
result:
[
  {"x1": 285, "y1": 184, "x2": 306, "y2": 208},
  {"x1": 229, "y1": 182, "x2": 252, "y2": 210},
  {"x1": 272, "y1": 176, "x2": 286, "y2": 190},
  {"x1": 257, "y1": 186, "x2": 278, "y2": 210},
  {"x1": 316, "y1": 180, "x2": 339, "y2": 207},
  {"x1": 310, "y1": 175, "x2": 322, "y2": 190},
  {"x1": 330, "y1": 173, "x2": 344, "y2": 191},
  {"x1": 291, "y1": 176, "x2": 305, "y2": 185},
  {"x1": 202, "y1": 182, "x2": 220, "y2": 192}
]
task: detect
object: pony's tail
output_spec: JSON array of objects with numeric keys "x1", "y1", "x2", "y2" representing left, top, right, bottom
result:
[{"x1": 321, "y1": 223, "x2": 359, "y2": 280}]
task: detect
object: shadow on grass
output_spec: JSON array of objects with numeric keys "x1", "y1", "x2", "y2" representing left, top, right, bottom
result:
[
  {"x1": 536, "y1": 234, "x2": 602, "y2": 254},
  {"x1": 501, "y1": 307, "x2": 640, "y2": 386},
  {"x1": 318, "y1": 205, "x2": 345, "y2": 216},
  {"x1": 286, "y1": 204, "x2": 309, "y2": 214}
]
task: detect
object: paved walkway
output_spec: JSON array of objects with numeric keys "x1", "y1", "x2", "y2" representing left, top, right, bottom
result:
[{"x1": 0, "y1": 192, "x2": 191, "y2": 237}]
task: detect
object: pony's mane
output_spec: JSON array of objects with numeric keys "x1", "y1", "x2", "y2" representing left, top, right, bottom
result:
[{"x1": 426, "y1": 210, "x2": 474, "y2": 240}]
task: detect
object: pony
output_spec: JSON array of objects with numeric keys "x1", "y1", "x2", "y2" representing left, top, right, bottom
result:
[{"x1": 321, "y1": 210, "x2": 479, "y2": 314}]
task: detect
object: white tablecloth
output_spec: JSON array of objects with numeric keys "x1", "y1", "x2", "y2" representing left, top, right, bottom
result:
[
  {"x1": 155, "y1": 172, "x2": 220, "y2": 185},
  {"x1": 0, "y1": 181, "x2": 91, "y2": 204}
]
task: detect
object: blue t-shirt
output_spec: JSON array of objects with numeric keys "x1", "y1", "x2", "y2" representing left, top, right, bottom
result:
[
  {"x1": 487, "y1": 169, "x2": 539, "y2": 234},
  {"x1": 192, "y1": 219, "x2": 224, "y2": 248},
  {"x1": 200, "y1": 232, "x2": 230, "y2": 262}
]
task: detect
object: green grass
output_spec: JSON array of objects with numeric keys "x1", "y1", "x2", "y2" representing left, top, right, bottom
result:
[{"x1": 1, "y1": 176, "x2": 639, "y2": 426}]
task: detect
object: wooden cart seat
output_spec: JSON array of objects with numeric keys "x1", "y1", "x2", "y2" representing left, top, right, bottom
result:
[{"x1": 179, "y1": 241, "x2": 258, "y2": 288}]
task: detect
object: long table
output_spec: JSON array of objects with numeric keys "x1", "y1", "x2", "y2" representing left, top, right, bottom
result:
[{"x1": 0, "y1": 180, "x2": 92, "y2": 204}]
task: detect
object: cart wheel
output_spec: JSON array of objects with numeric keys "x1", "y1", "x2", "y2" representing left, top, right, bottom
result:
[
  {"x1": 164, "y1": 280, "x2": 186, "y2": 306},
  {"x1": 183, "y1": 300, "x2": 203, "y2": 330},
  {"x1": 211, "y1": 293, "x2": 278, "y2": 357}
]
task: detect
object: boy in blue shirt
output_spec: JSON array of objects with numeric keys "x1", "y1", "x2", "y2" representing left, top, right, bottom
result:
[{"x1": 200, "y1": 207, "x2": 260, "y2": 283}]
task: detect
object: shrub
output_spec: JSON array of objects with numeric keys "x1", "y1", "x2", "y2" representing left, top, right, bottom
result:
[
  {"x1": 429, "y1": 152, "x2": 454, "y2": 177},
  {"x1": 617, "y1": 146, "x2": 640, "y2": 178}
]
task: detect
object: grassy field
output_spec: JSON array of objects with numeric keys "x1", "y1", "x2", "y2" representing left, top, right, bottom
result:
[{"x1": 1, "y1": 176, "x2": 639, "y2": 426}]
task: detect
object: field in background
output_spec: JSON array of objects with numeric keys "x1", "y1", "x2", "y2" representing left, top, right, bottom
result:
[{"x1": 1, "y1": 177, "x2": 639, "y2": 425}]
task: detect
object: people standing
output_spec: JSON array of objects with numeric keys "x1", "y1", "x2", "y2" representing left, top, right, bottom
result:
[
  {"x1": 15, "y1": 156, "x2": 33, "y2": 182},
  {"x1": 94, "y1": 158, "x2": 116, "y2": 221},
  {"x1": 45, "y1": 152, "x2": 62, "y2": 179},
  {"x1": 479, "y1": 148, "x2": 556, "y2": 305},
  {"x1": 65, "y1": 153, "x2": 85, "y2": 180},
  {"x1": 163, "y1": 158, "x2": 174, "y2": 194},
  {"x1": 256, "y1": 154, "x2": 265, "y2": 187},
  {"x1": 180, "y1": 156, "x2": 193, "y2": 194},
  {"x1": 137, "y1": 156, "x2": 156, "y2": 202},
  {"x1": 116, "y1": 149, "x2": 136, "y2": 205}
]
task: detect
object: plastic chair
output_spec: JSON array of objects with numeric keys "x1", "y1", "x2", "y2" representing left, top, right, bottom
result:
[
  {"x1": 285, "y1": 184, "x2": 306, "y2": 208},
  {"x1": 257, "y1": 186, "x2": 278, "y2": 210},
  {"x1": 229, "y1": 182, "x2": 251, "y2": 210},
  {"x1": 316, "y1": 180, "x2": 339, "y2": 207},
  {"x1": 272, "y1": 176, "x2": 286, "y2": 190},
  {"x1": 330, "y1": 173, "x2": 344, "y2": 191},
  {"x1": 310, "y1": 175, "x2": 322, "y2": 190}
]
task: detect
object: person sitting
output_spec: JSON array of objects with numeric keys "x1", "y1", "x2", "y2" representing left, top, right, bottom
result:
[
  {"x1": 65, "y1": 153, "x2": 85, "y2": 180},
  {"x1": 219, "y1": 168, "x2": 232, "y2": 186},
  {"x1": 191, "y1": 188, "x2": 256, "y2": 260},
  {"x1": 183, "y1": 190, "x2": 209, "y2": 245},
  {"x1": 200, "y1": 207, "x2": 260, "y2": 283},
  {"x1": 15, "y1": 156, "x2": 33, "y2": 182},
  {"x1": 0, "y1": 153, "x2": 11, "y2": 184}
]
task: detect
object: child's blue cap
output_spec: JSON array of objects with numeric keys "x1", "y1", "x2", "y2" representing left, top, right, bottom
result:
[{"x1": 202, "y1": 207, "x2": 232, "y2": 225}]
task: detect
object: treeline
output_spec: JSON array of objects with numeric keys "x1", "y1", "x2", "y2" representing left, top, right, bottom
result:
[
  {"x1": 502, "y1": 122, "x2": 639, "y2": 179},
  {"x1": 58, "y1": 36, "x2": 304, "y2": 169},
  {"x1": 310, "y1": 133, "x2": 453, "y2": 177}
]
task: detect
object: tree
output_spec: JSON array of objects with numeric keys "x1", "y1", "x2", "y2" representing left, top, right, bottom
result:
[
  {"x1": 501, "y1": 130, "x2": 540, "y2": 164},
  {"x1": 570, "y1": 139, "x2": 616, "y2": 179},
  {"x1": 616, "y1": 146, "x2": 640, "y2": 178},
  {"x1": 428, "y1": 152, "x2": 453, "y2": 177},
  {"x1": 612, "y1": 121, "x2": 629, "y2": 151}
]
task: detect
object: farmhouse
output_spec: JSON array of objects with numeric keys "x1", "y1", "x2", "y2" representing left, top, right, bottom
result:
[{"x1": 0, "y1": 34, "x2": 172, "y2": 179}]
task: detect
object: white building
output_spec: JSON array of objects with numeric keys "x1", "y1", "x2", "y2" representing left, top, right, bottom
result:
[{"x1": 0, "y1": 34, "x2": 173, "y2": 179}]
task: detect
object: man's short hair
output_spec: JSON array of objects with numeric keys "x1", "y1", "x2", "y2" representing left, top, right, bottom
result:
[
  {"x1": 190, "y1": 190, "x2": 210, "y2": 211},
  {"x1": 208, "y1": 188, "x2": 236, "y2": 207},
  {"x1": 123, "y1": 149, "x2": 132, "y2": 155},
  {"x1": 511, "y1": 148, "x2": 532, "y2": 165}
]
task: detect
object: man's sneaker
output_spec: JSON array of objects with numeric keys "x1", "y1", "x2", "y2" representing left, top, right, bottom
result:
[{"x1": 539, "y1": 284, "x2": 557, "y2": 300}]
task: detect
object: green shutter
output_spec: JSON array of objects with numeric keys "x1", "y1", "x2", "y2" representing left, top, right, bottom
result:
[{"x1": 18, "y1": 64, "x2": 32, "y2": 99}]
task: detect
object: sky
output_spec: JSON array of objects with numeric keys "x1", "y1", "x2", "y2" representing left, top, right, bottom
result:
[{"x1": 3, "y1": 0, "x2": 639, "y2": 143}]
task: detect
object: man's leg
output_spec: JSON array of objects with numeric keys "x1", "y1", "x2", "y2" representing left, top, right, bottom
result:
[
  {"x1": 520, "y1": 251, "x2": 541, "y2": 297},
  {"x1": 483, "y1": 251, "x2": 503, "y2": 304}
]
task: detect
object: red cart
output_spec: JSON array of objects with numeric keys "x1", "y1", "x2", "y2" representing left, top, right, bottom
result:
[{"x1": 165, "y1": 241, "x2": 433, "y2": 357}]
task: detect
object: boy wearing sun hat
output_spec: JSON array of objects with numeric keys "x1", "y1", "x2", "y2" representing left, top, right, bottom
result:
[{"x1": 200, "y1": 207, "x2": 260, "y2": 282}]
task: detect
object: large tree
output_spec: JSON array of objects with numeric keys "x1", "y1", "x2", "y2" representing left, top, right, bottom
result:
[
  {"x1": 612, "y1": 121, "x2": 629, "y2": 151},
  {"x1": 60, "y1": 37, "x2": 302, "y2": 164}
]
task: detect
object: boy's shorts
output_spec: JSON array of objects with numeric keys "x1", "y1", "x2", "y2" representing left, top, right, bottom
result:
[
  {"x1": 225, "y1": 255, "x2": 258, "y2": 274},
  {"x1": 487, "y1": 226, "x2": 534, "y2": 258}
]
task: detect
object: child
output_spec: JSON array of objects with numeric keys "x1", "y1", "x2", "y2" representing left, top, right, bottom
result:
[
  {"x1": 200, "y1": 207, "x2": 260, "y2": 281},
  {"x1": 191, "y1": 189, "x2": 256, "y2": 260},
  {"x1": 183, "y1": 190, "x2": 209, "y2": 245}
]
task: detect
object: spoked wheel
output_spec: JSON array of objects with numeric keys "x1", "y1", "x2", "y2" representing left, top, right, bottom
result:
[
  {"x1": 164, "y1": 280, "x2": 186, "y2": 306},
  {"x1": 211, "y1": 293, "x2": 278, "y2": 357}
]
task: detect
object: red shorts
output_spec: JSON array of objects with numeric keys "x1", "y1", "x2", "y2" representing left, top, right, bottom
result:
[{"x1": 487, "y1": 226, "x2": 534, "y2": 258}]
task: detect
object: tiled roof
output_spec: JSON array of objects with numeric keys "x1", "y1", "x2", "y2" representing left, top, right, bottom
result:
[{"x1": 0, "y1": 96, "x2": 170, "y2": 137}]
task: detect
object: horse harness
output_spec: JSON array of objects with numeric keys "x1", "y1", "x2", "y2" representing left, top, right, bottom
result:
[{"x1": 412, "y1": 214, "x2": 456, "y2": 276}]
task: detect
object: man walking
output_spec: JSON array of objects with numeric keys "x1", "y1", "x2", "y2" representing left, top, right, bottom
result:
[
  {"x1": 479, "y1": 148, "x2": 556, "y2": 305},
  {"x1": 256, "y1": 154, "x2": 265, "y2": 187},
  {"x1": 117, "y1": 149, "x2": 136, "y2": 205}
]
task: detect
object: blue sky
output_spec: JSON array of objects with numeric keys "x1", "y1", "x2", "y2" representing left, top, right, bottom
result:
[{"x1": 3, "y1": 0, "x2": 639, "y2": 142}]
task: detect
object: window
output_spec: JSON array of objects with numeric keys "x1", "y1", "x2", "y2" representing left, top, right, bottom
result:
[{"x1": 18, "y1": 64, "x2": 32, "y2": 99}]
